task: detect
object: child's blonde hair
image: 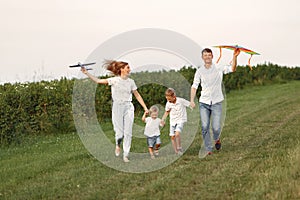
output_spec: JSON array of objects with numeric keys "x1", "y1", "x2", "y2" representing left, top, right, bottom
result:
[{"x1": 149, "y1": 105, "x2": 159, "y2": 114}]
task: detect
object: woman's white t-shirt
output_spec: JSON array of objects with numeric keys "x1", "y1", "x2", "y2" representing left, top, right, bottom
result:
[{"x1": 107, "y1": 76, "x2": 137, "y2": 102}]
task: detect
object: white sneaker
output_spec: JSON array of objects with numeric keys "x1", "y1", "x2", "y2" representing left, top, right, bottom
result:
[
  {"x1": 150, "y1": 154, "x2": 155, "y2": 159},
  {"x1": 123, "y1": 156, "x2": 130, "y2": 163},
  {"x1": 177, "y1": 148, "x2": 184, "y2": 155}
]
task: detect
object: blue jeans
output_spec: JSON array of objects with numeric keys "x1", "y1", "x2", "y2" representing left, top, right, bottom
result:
[{"x1": 199, "y1": 102, "x2": 222, "y2": 152}]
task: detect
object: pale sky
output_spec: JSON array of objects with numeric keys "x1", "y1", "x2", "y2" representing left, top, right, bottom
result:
[{"x1": 1, "y1": 0, "x2": 300, "y2": 83}]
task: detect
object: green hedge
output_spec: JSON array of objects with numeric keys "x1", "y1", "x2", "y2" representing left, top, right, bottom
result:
[
  {"x1": 0, "y1": 78, "x2": 75, "y2": 144},
  {"x1": 1, "y1": 64, "x2": 300, "y2": 145}
]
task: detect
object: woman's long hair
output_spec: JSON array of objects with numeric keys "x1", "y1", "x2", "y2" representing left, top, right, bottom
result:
[{"x1": 103, "y1": 60, "x2": 128, "y2": 76}]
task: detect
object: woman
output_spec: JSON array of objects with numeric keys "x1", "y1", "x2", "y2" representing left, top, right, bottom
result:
[{"x1": 81, "y1": 60, "x2": 148, "y2": 162}]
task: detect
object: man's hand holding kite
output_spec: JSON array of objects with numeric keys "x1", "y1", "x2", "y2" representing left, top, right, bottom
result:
[{"x1": 214, "y1": 45, "x2": 260, "y2": 70}]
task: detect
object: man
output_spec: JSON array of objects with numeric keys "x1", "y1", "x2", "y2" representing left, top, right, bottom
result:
[{"x1": 190, "y1": 48, "x2": 240, "y2": 155}]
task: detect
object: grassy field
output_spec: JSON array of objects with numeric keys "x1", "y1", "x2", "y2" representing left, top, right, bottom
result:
[{"x1": 1, "y1": 81, "x2": 300, "y2": 200}]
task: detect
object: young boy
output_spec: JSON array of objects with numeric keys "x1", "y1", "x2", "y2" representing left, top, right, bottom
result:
[
  {"x1": 161, "y1": 88, "x2": 190, "y2": 155},
  {"x1": 142, "y1": 105, "x2": 163, "y2": 159}
]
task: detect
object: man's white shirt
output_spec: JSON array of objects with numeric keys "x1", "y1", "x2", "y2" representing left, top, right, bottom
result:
[{"x1": 191, "y1": 63, "x2": 232, "y2": 105}]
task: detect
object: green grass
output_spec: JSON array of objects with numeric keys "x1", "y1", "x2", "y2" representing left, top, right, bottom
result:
[{"x1": 1, "y1": 81, "x2": 300, "y2": 199}]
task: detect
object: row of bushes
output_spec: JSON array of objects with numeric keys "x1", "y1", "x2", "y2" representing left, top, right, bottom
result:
[
  {"x1": 1, "y1": 63, "x2": 300, "y2": 145},
  {"x1": 0, "y1": 78, "x2": 75, "y2": 144}
]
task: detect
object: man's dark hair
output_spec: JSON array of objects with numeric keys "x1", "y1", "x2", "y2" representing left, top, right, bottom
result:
[{"x1": 201, "y1": 48, "x2": 213, "y2": 55}]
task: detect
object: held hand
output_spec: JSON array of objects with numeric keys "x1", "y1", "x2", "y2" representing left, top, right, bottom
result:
[
  {"x1": 143, "y1": 110, "x2": 149, "y2": 116},
  {"x1": 190, "y1": 101, "x2": 196, "y2": 109},
  {"x1": 160, "y1": 120, "x2": 165, "y2": 127}
]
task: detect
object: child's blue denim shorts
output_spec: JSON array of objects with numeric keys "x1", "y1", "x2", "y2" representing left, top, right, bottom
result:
[{"x1": 147, "y1": 135, "x2": 161, "y2": 148}]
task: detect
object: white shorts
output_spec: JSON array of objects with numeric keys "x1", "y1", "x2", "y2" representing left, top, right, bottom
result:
[{"x1": 169, "y1": 123, "x2": 184, "y2": 136}]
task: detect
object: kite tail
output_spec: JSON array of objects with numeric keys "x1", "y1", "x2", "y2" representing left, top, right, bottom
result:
[
  {"x1": 216, "y1": 47, "x2": 222, "y2": 64},
  {"x1": 248, "y1": 54, "x2": 253, "y2": 70}
]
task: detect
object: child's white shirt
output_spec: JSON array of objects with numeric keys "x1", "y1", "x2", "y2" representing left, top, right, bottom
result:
[
  {"x1": 165, "y1": 97, "x2": 190, "y2": 126},
  {"x1": 144, "y1": 117, "x2": 161, "y2": 137}
]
